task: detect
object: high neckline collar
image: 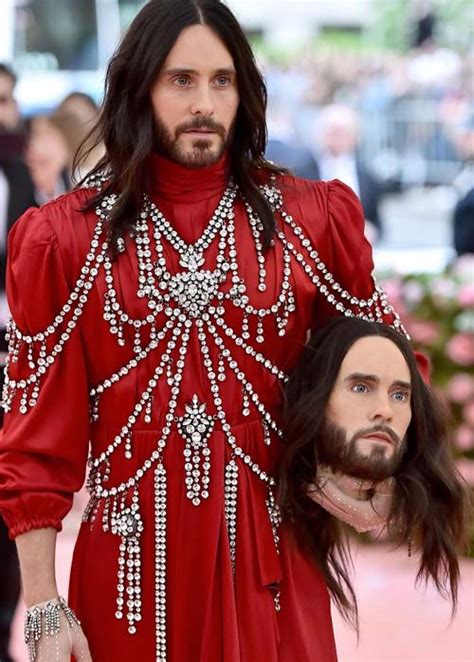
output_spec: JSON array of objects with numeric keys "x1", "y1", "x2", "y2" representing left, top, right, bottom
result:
[{"x1": 147, "y1": 152, "x2": 230, "y2": 204}]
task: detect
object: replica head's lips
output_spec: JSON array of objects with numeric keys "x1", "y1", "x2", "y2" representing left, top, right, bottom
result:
[{"x1": 361, "y1": 431, "x2": 393, "y2": 444}]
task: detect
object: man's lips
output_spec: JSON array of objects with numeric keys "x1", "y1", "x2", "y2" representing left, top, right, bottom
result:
[
  {"x1": 361, "y1": 432, "x2": 393, "y2": 444},
  {"x1": 184, "y1": 129, "x2": 216, "y2": 134}
]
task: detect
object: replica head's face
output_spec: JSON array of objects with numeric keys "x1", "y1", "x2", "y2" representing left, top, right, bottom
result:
[
  {"x1": 150, "y1": 24, "x2": 239, "y2": 168},
  {"x1": 319, "y1": 336, "x2": 412, "y2": 481}
]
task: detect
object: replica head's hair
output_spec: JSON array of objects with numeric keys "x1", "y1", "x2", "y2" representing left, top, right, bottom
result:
[
  {"x1": 279, "y1": 317, "x2": 470, "y2": 630},
  {"x1": 78, "y1": 0, "x2": 284, "y2": 251}
]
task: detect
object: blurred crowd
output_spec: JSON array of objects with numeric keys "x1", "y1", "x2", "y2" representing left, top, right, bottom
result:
[{"x1": 264, "y1": 39, "x2": 474, "y2": 247}]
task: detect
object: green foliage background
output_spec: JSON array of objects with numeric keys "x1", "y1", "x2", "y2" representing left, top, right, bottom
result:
[{"x1": 369, "y1": 0, "x2": 474, "y2": 51}]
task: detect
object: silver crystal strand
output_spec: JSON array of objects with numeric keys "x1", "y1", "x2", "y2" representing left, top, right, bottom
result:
[
  {"x1": 242, "y1": 388, "x2": 251, "y2": 417},
  {"x1": 217, "y1": 352, "x2": 226, "y2": 381},
  {"x1": 27, "y1": 343, "x2": 35, "y2": 369},
  {"x1": 177, "y1": 395, "x2": 214, "y2": 506},
  {"x1": 144, "y1": 395, "x2": 153, "y2": 424},
  {"x1": 262, "y1": 420, "x2": 271, "y2": 445},
  {"x1": 154, "y1": 462, "x2": 167, "y2": 661},
  {"x1": 241, "y1": 313, "x2": 250, "y2": 340},
  {"x1": 111, "y1": 491, "x2": 144, "y2": 634},
  {"x1": 244, "y1": 202, "x2": 267, "y2": 292},
  {"x1": 102, "y1": 497, "x2": 110, "y2": 532},
  {"x1": 166, "y1": 358, "x2": 174, "y2": 386},
  {"x1": 266, "y1": 485, "x2": 282, "y2": 611},
  {"x1": 133, "y1": 325, "x2": 142, "y2": 353},
  {"x1": 224, "y1": 459, "x2": 239, "y2": 575},
  {"x1": 124, "y1": 434, "x2": 133, "y2": 460},
  {"x1": 256, "y1": 316, "x2": 264, "y2": 343}
]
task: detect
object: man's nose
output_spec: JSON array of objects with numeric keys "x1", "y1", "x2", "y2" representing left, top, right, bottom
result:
[
  {"x1": 369, "y1": 393, "x2": 394, "y2": 422},
  {"x1": 190, "y1": 83, "x2": 214, "y2": 116}
]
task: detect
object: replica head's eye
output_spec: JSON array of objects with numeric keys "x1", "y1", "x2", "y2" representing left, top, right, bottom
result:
[
  {"x1": 392, "y1": 390, "x2": 410, "y2": 402},
  {"x1": 215, "y1": 75, "x2": 231, "y2": 87}
]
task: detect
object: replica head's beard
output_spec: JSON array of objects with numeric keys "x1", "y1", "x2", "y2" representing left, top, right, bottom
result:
[
  {"x1": 316, "y1": 417, "x2": 407, "y2": 482},
  {"x1": 154, "y1": 115, "x2": 235, "y2": 168}
]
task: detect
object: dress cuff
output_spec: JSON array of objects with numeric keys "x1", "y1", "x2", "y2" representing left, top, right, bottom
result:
[{"x1": 7, "y1": 517, "x2": 63, "y2": 540}]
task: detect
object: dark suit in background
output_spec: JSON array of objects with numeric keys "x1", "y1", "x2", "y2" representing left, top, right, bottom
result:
[
  {"x1": 266, "y1": 141, "x2": 384, "y2": 235},
  {"x1": 453, "y1": 187, "x2": 474, "y2": 256}
]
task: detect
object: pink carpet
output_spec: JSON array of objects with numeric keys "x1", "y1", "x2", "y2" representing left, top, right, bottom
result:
[{"x1": 10, "y1": 503, "x2": 474, "y2": 661}]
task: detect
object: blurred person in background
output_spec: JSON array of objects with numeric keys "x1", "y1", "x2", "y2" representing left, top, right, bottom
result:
[
  {"x1": 0, "y1": 65, "x2": 20, "y2": 134},
  {"x1": 24, "y1": 114, "x2": 71, "y2": 204},
  {"x1": 57, "y1": 92, "x2": 104, "y2": 181},
  {"x1": 0, "y1": 62, "x2": 36, "y2": 662},
  {"x1": 452, "y1": 114, "x2": 474, "y2": 256},
  {"x1": 411, "y1": 0, "x2": 437, "y2": 49},
  {"x1": 57, "y1": 92, "x2": 98, "y2": 126},
  {"x1": 0, "y1": 1, "x2": 410, "y2": 661},
  {"x1": 303, "y1": 104, "x2": 385, "y2": 242}
]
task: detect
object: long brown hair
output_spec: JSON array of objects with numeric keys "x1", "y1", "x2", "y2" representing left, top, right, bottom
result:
[
  {"x1": 279, "y1": 318, "x2": 471, "y2": 630},
  {"x1": 76, "y1": 0, "x2": 284, "y2": 253}
]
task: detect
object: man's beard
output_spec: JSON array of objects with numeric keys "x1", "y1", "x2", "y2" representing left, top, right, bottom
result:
[
  {"x1": 154, "y1": 114, "x2": 234, "y2": 168},
  {"x1": 316, "y1": 417, "x2": 406, "y2": 481}
]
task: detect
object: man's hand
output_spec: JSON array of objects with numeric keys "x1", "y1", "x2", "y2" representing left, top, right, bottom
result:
[
  {"x1": 307, "y1": 465, "x2": 395, "y2": 533},
  {"x1": 29, "y1": 611, "x2": 92, "y2": 662}
]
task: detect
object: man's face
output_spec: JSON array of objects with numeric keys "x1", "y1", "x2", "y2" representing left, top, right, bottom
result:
[
  {"x1": 322, "y1": 121, "x2": 358, "y2": 157},
  {"x1": 318, "y1": 336, "x2": 412, "y2": 481},
  {"x1": 0, "y1": 73, "x2": 20, "y2": 131},
  {"x1": 150, "y1": 24, "x2": 239, "y2": 168}
]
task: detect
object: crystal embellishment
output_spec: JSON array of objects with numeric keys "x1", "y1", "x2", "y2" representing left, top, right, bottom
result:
[
  {"x1": 176, "y1": 395, "x2": 215, "y2": 506},
  {"x1": 167, "y1": 249, "x2": 221, "y2": 318}
]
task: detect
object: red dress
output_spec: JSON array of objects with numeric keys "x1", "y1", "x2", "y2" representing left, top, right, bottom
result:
[{"x1": 0, "y1": 155, "x2": 399, "y2": 661}]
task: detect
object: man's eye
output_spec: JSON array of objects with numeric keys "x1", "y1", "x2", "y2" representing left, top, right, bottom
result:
[
  {"x1": 351, "y1": 383, "x2": 368, "y2": 393},
  {"x1": 393, "y1": 391, "x2": 409, "y2": 402},
  {"x1": 174, "y1": 76, "x2": 190, "y2": 87}
]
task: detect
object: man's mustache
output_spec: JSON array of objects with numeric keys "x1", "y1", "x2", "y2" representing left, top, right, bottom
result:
[
  {"x1": 175, "y1": 118, "x2": 226, "y2": 139},
  {"x1": 351, "y1": 424, "x2": 401, "y2": 446}
]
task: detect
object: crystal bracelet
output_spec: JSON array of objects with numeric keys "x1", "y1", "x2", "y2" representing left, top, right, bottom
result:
[{"x1": 24, "y1": 596, "x2": 81, "y2": 661}]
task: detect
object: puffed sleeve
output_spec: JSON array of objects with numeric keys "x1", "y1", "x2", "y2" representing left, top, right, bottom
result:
[
  {"x1": 0, "y1": 206, "x2": 90, "y2": 538},
  {"x1": 312, "y1": 179, "x2": 403, "y2": 330}
]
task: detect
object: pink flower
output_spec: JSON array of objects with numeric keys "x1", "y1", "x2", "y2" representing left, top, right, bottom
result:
[
  {"x1": 454, "y1": 425, "x2": 474, "y2": 451},
  {"x1": 455, "y1": 458, "x2": 474, "y2": 486},
  {"x1": 431, "y1": 278, "x2": 456, "y2": 304},
  {"x1": 457, "y1": 284, "x2": 474, "y2": 308},
  {"x1": 446, "y1": 333, "x2": 474, "y2": 366},
  {"x1": 463, "y1": 401, "x2": 474, "y2": 426},
  {"x1": 403, "y1": 280, "x2": 425, "y2": 306},
  {"x1": 452, "y1": 255, "x2": 474, "y2": 280},
  {"x1": 407, "y1": 319, "x2": 440, "y2": 345},
  {"x1": 446, "y1": 373, "x2": 474, "y2": 403}
]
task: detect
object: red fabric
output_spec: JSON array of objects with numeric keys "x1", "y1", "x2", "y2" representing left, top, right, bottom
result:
[
  {"x1": 415, "y1": 350, "x2": 432, "y2": 385},
  {"x1": 0, "y1": 155, "x2": 396, "y2": 661}
]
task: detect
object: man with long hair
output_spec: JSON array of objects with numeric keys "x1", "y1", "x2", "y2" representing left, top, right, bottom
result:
[
  {"x1": 0, "y1": 2, "x2": 414, "y2": 661},
  {"x1": 281, "y1": 317, "x2": 469, "y2": 631}
]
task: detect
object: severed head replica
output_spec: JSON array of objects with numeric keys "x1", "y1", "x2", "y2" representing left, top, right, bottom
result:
[{"x1": 279, "y1": 317, "x2": 469, "y2": 630}]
